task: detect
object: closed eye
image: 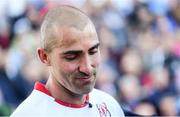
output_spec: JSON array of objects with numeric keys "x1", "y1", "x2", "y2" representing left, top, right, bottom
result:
[
  {"x1": 89, "y1": 49, "x2": 98, "y2": 55},
  {"x1": 64, "y1": 54, "x2": 79, "y2": 61},
  {"x1": 63, "y1": 51, "x2": 82, "y2": 61}
]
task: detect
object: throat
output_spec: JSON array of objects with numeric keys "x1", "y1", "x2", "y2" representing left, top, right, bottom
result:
[{"x1": 45, "y1": 76, "x2": 87, "y2": 105}]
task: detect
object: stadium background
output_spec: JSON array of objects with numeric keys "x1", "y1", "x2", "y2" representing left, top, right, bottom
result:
[{"x1": 0, "y1": 0, "x2": 180, "y2": 116}]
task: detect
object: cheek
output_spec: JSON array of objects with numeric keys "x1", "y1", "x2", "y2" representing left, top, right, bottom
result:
[{"x1": 60, "y1": 62, "x2": 78, "y2": 73}]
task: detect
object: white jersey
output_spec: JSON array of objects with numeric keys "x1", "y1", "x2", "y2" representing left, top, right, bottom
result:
[{"x1": 11, "y1": 82, "x2": 124, "y2": 117}]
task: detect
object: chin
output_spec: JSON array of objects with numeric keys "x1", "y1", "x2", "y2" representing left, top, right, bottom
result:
[{"x1": 77, "y1": 86, "x2": 94, "y2": 95}]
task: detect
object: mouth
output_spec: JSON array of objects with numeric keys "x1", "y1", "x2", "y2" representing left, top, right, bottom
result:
[{"x1": 75, "y1": 76, "x2": 93, "y2": 84}]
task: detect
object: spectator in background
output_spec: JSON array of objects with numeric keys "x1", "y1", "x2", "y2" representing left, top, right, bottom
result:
[
  {"x1": 134, "y1": 101, "x2": 157, "y2": 116},
  {"x1": 159, "y1": 95, "x2": 177, "y2": 116}
]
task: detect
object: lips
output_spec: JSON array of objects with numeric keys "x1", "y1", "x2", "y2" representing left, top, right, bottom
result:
[{"x1": 75, "y1": 76, "x2": 93, "y2": 84}]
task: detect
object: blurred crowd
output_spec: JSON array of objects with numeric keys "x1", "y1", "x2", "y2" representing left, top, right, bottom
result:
[{"x1": 0, "y1": 0, "x2": 180, "y2": 116}]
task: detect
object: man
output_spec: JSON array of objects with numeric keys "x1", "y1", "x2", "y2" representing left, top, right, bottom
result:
[{"x1": 11, "y1": 5, "x2": 125, "y2": 117}]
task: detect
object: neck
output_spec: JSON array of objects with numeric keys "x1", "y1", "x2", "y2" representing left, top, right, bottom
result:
[{"x1": 45, "y1": 75, "x2": 86, "y2": 105}]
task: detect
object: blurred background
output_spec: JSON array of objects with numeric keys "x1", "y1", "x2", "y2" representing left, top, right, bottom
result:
[{"x1": 0, "y1": 0, "x2": 180, "y2": 116}]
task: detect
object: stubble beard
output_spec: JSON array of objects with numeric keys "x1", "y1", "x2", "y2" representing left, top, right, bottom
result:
[{"x1": 63, "y1": 69, "x2": 97, "y2": 95}]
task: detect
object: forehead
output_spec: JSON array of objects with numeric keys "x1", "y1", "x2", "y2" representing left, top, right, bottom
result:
[{"x1": 55, "y1": 23, "x2": 99, "y2": 50}]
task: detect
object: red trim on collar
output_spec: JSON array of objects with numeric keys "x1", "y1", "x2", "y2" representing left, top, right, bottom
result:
[
  {"x1": 34, "y1": 82, "x2": 52, "y2": 96},
  {"x1": 34, "y1": 82, "x2": 89, "y2": 108}
]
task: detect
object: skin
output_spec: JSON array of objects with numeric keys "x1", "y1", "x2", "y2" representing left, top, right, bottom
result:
[{"x1": 37, "y1": 22, "x2": 101, "y2": 105}]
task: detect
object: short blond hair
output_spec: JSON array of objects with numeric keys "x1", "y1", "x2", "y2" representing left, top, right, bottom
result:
[{"x1": 40, "y1": 5, "x2": 91, "y2": 53}]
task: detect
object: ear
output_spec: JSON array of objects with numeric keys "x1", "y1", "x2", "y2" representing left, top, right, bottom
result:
[{"x1": 37, "y1": 48, "x2": 51, "y2": 66}]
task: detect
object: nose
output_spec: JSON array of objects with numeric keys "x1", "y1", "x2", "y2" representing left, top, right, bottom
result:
[{"x1": 78, "y1": 55, "x2": 93, "y2": 75}]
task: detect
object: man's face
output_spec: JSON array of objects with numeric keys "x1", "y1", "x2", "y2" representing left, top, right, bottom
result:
[{"x1": 48, "y1": 24, "x2": 101, "y2": 95}]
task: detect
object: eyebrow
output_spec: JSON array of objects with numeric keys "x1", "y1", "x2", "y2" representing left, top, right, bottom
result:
[
  {"x1": 89, "y1": 43, "x2": 100, "y2": 51},
  {"x1": 62, "y1": 43, "x2": 100, "y2": 55}
]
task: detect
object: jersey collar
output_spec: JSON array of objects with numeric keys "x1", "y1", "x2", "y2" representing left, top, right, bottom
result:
[{"x1": 34, "y1": 82, "x2": 89, "y2": 108}]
